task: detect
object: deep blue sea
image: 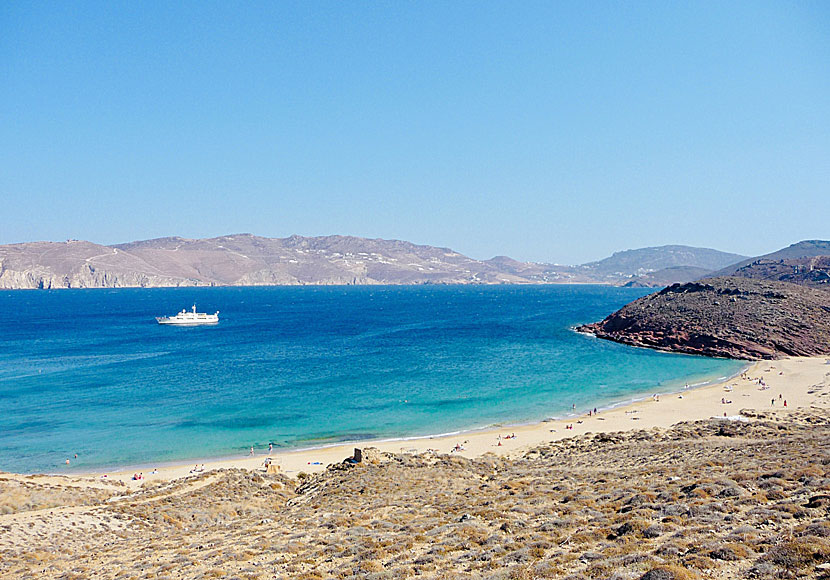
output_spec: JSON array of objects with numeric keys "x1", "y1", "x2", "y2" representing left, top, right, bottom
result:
[{"x1": 0, "y1": 285, "x2": 744, "y2": 474}]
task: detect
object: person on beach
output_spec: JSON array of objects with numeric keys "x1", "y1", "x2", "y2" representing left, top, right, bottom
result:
[
  {"x1": 268, "y1": 443, "x2": 273, "y2": 454},
  {"x1": 250, "y1": 446, "x2": 254, "y2": 456}
]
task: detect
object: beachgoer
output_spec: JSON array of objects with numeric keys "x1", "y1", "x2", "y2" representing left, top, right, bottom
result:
[
  {"x1": 268, "y1": 443, "x2": 273, "y2": 455},
  {"x1": 784, "y1": 400, "x2": 787, "y2": 407},
  {"x1": 250, "y1": 446, "x2": 254, "y2": 456},
  {"x1": 65, "y1": 459, "x2": 70, "y2": 465}
]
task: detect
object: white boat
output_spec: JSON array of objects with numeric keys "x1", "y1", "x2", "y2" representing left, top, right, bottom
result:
[{"x1": 156, "y1": 304, "x2": 219, "y2": 325}]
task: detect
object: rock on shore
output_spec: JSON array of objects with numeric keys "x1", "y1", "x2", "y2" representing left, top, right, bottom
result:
[{"x1": 578, "y1": 277, "x2": 830, "y2": 360}]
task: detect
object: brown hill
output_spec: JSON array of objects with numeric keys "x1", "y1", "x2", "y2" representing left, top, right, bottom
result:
[
  {"x1": 0, "y1": 235, "x2": 746, "y2": 289},
  {"x1": 708, "y1": 256, "x2": 830, "y2": 290},
  {"x1": 707, "y1": 240, "x2": 830, "y2": 288},
  {"x1": 578, "y1": 277, "x2": 830, "y2": 360},
  {"x1": 0, "y1": 234, "x2": 531, "y2": 288}
]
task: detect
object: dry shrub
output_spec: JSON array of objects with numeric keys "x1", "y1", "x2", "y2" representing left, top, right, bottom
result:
[
  {"x1": 681, "y1": 553, "x2": 716, "y2": 570},
  {"x1": 639, "y1": 564, "x2": 699, "y2": 579},
  {"x1": 762, "y1": 538, "x2": 830, "y2": 570}
]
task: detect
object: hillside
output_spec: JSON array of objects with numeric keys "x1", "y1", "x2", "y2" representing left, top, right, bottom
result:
[
  {"x1": 622, "y1": 266, "x2": 713, "y2": 288},
  {"x1": 0, "y1": 234, "x2": 531, "y2": 289},
  {"x1": 703, "y1": 241, "x2": 830, "y2": 290},
  {"x1": 2, "y1": 411, "x2": 828, "y2": 579},
  {"x1": 584, "y1": 245, "x2": 746, "y2": 278},
  {"x1": 0, "y1": 236, "x2": 745, "y2": 289},
  {"x1": 709, "y1": 240, "x2": 830, "y2": 279},
  {"x1": 578, "y1": 277, "x2": 830, "y2": 360}
]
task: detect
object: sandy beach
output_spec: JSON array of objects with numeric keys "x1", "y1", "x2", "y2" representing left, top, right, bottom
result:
[
  {"x1": 3, "y1": 355, "x2": 829, "y2": 579},
  {"x1": 63, "y1": 355, "x2": 829, "y2": 487}
]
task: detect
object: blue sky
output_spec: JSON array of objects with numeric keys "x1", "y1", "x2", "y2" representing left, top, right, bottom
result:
[{"x1": 1, "y1": 2, "x2": 828, "y2": 263}]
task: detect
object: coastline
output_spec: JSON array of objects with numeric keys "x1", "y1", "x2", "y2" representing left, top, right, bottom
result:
[{"x1": 44, "y1": 355, "x2": 826, "y2": 487}]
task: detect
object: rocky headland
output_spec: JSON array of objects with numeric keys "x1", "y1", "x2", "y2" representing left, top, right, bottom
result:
[{"x1": 578, "y1": 277, "x2": 830, "y2": 360}]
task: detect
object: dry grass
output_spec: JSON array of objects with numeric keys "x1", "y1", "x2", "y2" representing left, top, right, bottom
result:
[{"x1": 1, "y1": 411, "x2": 829, "y2": 579}]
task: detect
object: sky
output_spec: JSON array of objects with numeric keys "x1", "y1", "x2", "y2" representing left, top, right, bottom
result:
[{"x1": 1, "y1": 2, "x2": 828, "y2": 264}]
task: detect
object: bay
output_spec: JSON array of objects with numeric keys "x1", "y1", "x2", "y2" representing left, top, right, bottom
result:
[{"x1": 0, "y1": 285, "x2": 744, "y2": 473}]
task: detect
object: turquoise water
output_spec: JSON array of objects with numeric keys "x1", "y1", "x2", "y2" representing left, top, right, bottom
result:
[{"x1": 0, "y1": 285, "x2": 744, "y2": 473}]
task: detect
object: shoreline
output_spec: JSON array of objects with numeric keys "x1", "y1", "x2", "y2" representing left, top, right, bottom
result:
[
  {"x1": 43, "y1": 361, "x2": 747, "y2": 479},
  {"x1": 27, "y1": 355, "x2": 822, "y2": 487}
]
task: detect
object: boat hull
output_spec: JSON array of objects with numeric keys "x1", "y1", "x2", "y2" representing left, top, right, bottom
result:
[{"x1": 156, "y1": 317, "x2": 219, "y2": 325}]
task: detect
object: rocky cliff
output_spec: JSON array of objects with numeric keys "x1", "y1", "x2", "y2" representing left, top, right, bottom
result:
[{"x1": 578, "y1": 277, "x2": 830, "y2": 360}]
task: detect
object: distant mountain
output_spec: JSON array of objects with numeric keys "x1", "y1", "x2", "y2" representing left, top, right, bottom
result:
[
  {"x1": 621, "y1": 266, "x2": 713, "y2": 288},
  {"x1": 584, "y1": 245, "x2": 746, "y2": 278},
  {"x1": 0, "y1": 235, "x2": 746, "y2": 289},
  {"x1": 0, "y1": 234, "x2": 535, "y2": 289},
  {"x1": 706, "y1": 240, "x2": 830, "y2": 290}
]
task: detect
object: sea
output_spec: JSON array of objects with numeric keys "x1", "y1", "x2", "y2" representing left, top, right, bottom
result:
[{"x1": 0, "y1": 285, "x2": 745, "y2": 474}]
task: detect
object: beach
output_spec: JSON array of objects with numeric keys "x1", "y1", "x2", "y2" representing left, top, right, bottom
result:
[
  {"x1": 3, "y1": 355, "x2": 829, "y2": 579},
  {"x1": 72, "y1": 355, "x2": 828, "y2": 486}
]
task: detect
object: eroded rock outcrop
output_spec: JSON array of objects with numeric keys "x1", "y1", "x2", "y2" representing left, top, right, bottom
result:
[{"x1": 578, "y1": 277, "x2": 830, "y2": 360}]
